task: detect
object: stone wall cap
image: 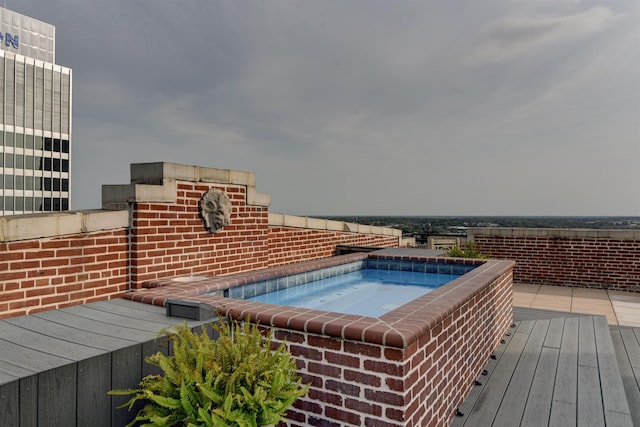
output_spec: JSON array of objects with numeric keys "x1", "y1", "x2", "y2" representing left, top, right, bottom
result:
[
  {"x1": 468, "y1": 227, "x2": 640, "y2": 241},
  {"x1": 268, "y1": 213, "x2": 402, "y2": 238},
  {"x1": 0, "y1": 210, "x2": 129, "y2": 243}
]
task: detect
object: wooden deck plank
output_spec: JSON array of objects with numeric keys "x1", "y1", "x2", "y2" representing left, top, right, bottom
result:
[
  {"x1": 37, "y1": 363, "x2": 76, "y2": 426},
  {"x1": 86, "y1": 299, "x2": 181, "y2": 322},
  {"x1": 30, "y1": 310, "x2": 163, "y2": 342},
  {"x1": 103, "y1": 297, "x2": 171, "y2": 313},
  {"x1": 0, "y1": 338, "x2": 74, "y2": 373},
  {"x1": 451, "y1": 323, "x2": 517, "y2": 427},
  {"x1": 492, "y1": 319, "x2": 550, "y2": 427},
  {"x1": 577, "y1": 365, "x2": 604, "y2": 427},
  {"x1": 620, "y1": 328, "x2": 640, "y2": 369},
  {"x1": 111, "y1": 345, "x2": 144, "y2": 427},
  {"x1": 455, "y1": 315, "x2": 635, "y2": 427},
  {"x1": 77, "y1": 354, "x2": 112, "y2": 427},
  {"x1": 0, "y1": 360, "x2": 35, "y2": 379},
  {"x1": 578, "y1": 316, "x2": 598, "y2": 368},
  {"x1": 58, "y1": 305, "x2": 181, "y2": 332},
  {"x1": 462, "y1": 321, "x2": 533, "y2": 426},
  {"x1": 549, "y1": 317, "x2": 578, "y2": 426},
  {"x1": 543, "y1": 317, "x2": 564, "y2": 349},
  {"x1": 593, "y1": 316, "x2": 634, "y2": 426},
  {"x1": 4, "y1": 314, "x2": 137, "y2": 351},
  {"x1": 611, "y1": 330, "x2": 640, "y2": 427},
  {"x1": 520, "y1": 346, "x2": 559, "y2": 427},
  {"x1": 0, "y1": 321, "x2": 103, "y2": 361},
  {"x1": 0, "y1": 381, "x2": 19, "y2": 426},
  {"x1": 18, "y1": 375, "x2": 37, "y2": 427}
]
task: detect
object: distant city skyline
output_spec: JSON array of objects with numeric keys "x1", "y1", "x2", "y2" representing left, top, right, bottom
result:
[{"x1": 14, "y1": 0, "x2": 640, "y2": 216}]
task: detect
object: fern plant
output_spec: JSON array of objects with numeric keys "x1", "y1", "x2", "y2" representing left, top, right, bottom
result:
[{"x1": 110, "y1": 319, "x2": 307, "y2": 427}]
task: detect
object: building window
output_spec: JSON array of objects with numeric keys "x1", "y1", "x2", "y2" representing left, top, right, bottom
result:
[{"x1": 4, "y1": 153, "x2": 13, "y2": 168}]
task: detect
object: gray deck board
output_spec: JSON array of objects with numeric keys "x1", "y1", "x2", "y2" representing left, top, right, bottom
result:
[
  {"x1": 611, "y1": 330, "x2": 640, "y2": 427},
  {"x1": 456, "y1": 315, "x2": 635, "y2": 427},
  {"x1": 594, "y1": 317, "x2": 633, "y2": 421},
  {"x1": 577, "y1": 365, "x2": 604, "y2": 426},
  {"x1": 57, "y1": 304, "x2": 181, "y2": 332},
  {"x1": 520, "y1": 346, "x2": 559, "y2": 427},
  {"x1": 0, "y1": 321, "x2": 103, "y2": 361},
  {"x1": 492, "y1": 319, "x2": 550, "y2": 427},
  {"x1": 86, "y1": 299, "x2": 180, "y2": 322},
  {"x1": 0, "y1": 298, "x2": 209, "y2": 427},
  {"x1": 549, "y1": 317, "x2": 578, "y2": 426},
  {"x1": 462, "y1": 322, "x2": 532, "y2": 426},
  {"x1": 4, "y1": 314, "x2": 137, "y2": 351},
  {"x1": 0, "y1": 299, "x2": 203, "y2": 386},
  {"x1": 30, "y1": 309, "x2": 164, "y2": 342},
  {"x1": 0, "y1": 338, "x2": 75, "y2": 373}
]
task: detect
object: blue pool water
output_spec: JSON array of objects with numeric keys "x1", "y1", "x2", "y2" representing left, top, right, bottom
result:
[{"x1": 247, "y1": 268, "x2": 460, "y2": 317}]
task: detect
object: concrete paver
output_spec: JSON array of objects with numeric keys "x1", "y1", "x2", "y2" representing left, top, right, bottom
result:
[{"x1": 513, "y1": 283, "x2": 640, "y2": 327}]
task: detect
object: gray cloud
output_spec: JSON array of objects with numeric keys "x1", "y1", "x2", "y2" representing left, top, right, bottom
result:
[{"x1": 13, "y1": 0, "x2": 640, "y2": 215}]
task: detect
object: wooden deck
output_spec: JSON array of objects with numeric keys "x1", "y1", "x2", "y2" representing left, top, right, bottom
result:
[
  {"x1": 2, "y1": 301, "x2": 639, "y2": 427},
  {"x1": 453, "y1": 310, "x2": 638, "y2": 427},
  {"x1": 0, "y1": 299, "x2": 207, "y2": 427}
]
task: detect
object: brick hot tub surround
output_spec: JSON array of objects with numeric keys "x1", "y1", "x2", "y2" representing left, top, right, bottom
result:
[{"x1": 126, "y1": 252, "x2": 514, "y2": 426}]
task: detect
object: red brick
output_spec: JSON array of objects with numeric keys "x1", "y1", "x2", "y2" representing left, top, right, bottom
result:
[{"x1": 324, "y1": 406, "x2": 360, "y2": 425}]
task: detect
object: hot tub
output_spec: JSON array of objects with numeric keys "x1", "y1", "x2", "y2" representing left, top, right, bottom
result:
[{"x1": 125, "y1": 250, "x2": 514, "y2": 426}]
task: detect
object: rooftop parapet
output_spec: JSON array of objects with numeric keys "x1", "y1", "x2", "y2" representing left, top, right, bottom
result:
[
  {"x1": 102, "y1": 162, "x2": 271, "y2": 210},
  {"x1": 0, "y1": 210, "x2": 129, "y2": 242},
  {"x1": 269, "y1": 213, "x2": 402, "y2": 237}
]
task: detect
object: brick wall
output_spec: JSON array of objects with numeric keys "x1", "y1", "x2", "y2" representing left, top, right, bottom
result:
[
  {"x1": 0, "y1": 211, "x2": 129, "y2": 319},
  {"x1": 469, "y1": 227, "x2": 640, "y2": 291},
  {"x1": 130, "y1": 183, "x2": 270, "y2": 287},
  {"x1": 264, "y1": 264, "x2": 513, "y2": 426},
  {"x1": 268, "y1": 227, "x2": 399, "y2": 267},
  {"x1": 0, "y1": 163, "x2": 402, "y2": 319}
]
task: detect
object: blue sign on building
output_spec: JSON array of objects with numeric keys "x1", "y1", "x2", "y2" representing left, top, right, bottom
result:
[{"x1": 0, "y1": 32, "x2": 19, "y2": 49}]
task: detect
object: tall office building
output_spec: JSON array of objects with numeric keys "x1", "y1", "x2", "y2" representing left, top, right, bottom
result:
[{"x1": 0, "y1": 7, "x2": 71, "y2": 215}]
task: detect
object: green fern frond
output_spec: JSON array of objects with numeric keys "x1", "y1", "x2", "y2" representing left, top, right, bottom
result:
[{"x1": 110, "y1": 318, "x2": 307, "y2": 426}]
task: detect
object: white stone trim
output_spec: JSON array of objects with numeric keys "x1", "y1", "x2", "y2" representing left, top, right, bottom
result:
[
  {"x1": 268, "y1": 213, "x2": 402, "y2": 237},
  {"x1": 0, "y1": 210, "x2": 129, "y2": 242}
]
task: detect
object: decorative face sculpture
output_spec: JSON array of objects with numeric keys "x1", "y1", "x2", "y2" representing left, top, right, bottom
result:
[{"x1": 199, "y1": 189, "x2": 232, "y2": 233}]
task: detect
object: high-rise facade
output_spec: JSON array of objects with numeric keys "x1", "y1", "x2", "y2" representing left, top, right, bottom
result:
[{"x1": 0, "y1": 7, "x2": 71, "y2": 215}]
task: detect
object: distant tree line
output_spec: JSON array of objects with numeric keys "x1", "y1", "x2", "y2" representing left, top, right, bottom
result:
[{"x1": 318, "y1": 216, "x2": 640, "y2": 236}]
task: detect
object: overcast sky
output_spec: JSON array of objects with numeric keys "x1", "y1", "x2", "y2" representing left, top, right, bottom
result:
[{"x1": 15, "y1": 0, "x2": 640, "y2": 216}]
